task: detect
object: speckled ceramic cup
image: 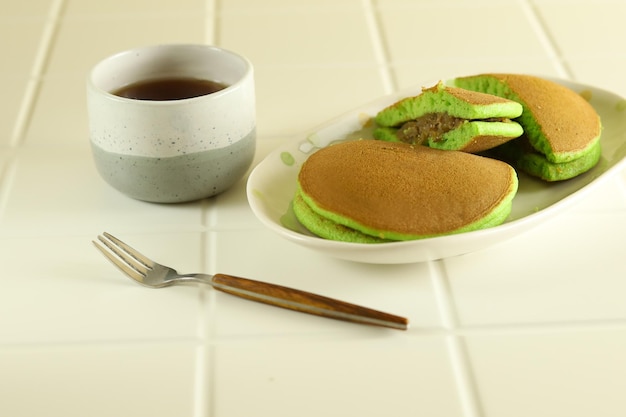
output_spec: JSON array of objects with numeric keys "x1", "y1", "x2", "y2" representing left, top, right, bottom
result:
[{"x1": 87, "y1": 44, "x2": 256, "y2": 203}]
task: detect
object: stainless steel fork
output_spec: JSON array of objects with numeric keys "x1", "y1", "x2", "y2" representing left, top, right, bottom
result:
[{"x1": 93, "y1": 232, "x2": 409, "y2": 330}]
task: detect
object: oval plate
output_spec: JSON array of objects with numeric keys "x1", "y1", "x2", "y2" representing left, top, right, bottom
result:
[{"x1": 246, "y1": 78, "x2": 626, "y2": 264}]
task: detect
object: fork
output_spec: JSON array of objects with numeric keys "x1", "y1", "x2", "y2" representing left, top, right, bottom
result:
[{"x1": 93, "y1": 232, "x2": 409, "y2": 330}]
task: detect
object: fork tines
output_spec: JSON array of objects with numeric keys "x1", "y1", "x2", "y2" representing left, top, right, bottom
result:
[{"x1": 93, "y1": 232, "x2": 155, "y2": 282}]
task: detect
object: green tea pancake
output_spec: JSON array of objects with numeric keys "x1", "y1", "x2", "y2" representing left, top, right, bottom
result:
[
  {"x1": 453, "y1": 73, "x2": 602, "y2": 180},
  {"x1": 292, "y1": 193, "x2": 391, "y2": 243},
  {"x1": 493, "y1": 135, "x2": 602, "y2": 182},
  {"x1": 373, "y1": 82, "x2": 523, "y2": 153},
  {"x1": 294, "y1": 140, "x2": 518, "y2": 242}
]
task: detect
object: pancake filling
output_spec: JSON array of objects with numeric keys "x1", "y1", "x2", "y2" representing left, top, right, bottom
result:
[{"x1": 396, "y1": 113, "x2": 510, "y2": 145}]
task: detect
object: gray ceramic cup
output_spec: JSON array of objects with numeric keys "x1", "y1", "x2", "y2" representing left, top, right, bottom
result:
[{"x1": 87, "y1": 44, "x2": 256, "y2": 203}]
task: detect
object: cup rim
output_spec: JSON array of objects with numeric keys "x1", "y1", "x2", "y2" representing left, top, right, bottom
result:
[{"x1": 87, "y1": 43, "x2": 253, "y2": 105}]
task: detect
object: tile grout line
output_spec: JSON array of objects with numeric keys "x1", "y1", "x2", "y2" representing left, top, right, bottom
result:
[
  {"x1": 518, "y1": 0, "x2": 572, "y2": 79},
  {"x1": 458, "y1": 316, "x2": 626, "y2": 336},
  {"x1": 202, "y1": 229, "x2": 220, "y2": 417},
  {"x1": 205, "y1": 0, "x2": 218, "y2": 45},
  {"x1": 193, "y1": 342, "x2": 211, "y2": 417},
  {"x1": 194, "y1": 222, "x2": 212, "y2": 417},
  {"x1": 10, "y1": 0, "x2": 66, "y2": 147},
  {"x1": 0, "y1": 156, "x2": 19, "y2": 228},
  {"x1": 405, "y1": 316, "x2": 626, "y2": 339},
  {"x1": 195, "y1": 2, "x2": 220, "y2": 415},
  {"x1": 0, "y1": 337, "x2": 202, "y2": 350},
  {"x1": 361, "y1": 0, "x2": 396, "y2": 94},
  {"x1": 430, "y1": 260, "x2": 484, "y2": 417},
  {"x1": 4, "y1": 312, "x2": 626, "y2": 351}
]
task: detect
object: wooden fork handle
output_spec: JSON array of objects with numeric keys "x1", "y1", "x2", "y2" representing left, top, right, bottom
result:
[{"x1": 210, "y1": 273, "x2": 408, "y2": 330}]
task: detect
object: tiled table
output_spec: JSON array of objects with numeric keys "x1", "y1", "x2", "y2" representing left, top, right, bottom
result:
[{"x1": 2, "y1": 1, "x2": 626, "y2": 416}]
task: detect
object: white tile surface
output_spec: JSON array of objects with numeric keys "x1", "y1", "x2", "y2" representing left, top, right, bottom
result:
[
  {"x1": 0, "y1": 76, "x2": 30, "y2": 145},
  {"x1": 0, "y1": 147, "x2": 206, "y2": 237},
  {"x1": 0, "y1": 342, "x2": 198, "y2": 417},
  {"x1": 219, "y1": 6, "x2": 377, "y2": 67},
  {"x1": 212, "y1": 337, "x2": 464, "y2": 417},
  {"x1": 253, "y1": 66, "x2": 387, "y2": 138},
  {"x1": 534, "y1": 1, "x2": 626, "y2": 95},
  {"x1": 465, "y1": 329, "x2": 626, "y2": 417},
  {"x1": 0, "y1": 18, "x2": 45, "y2": 75},
  {"x1": 1, "y1": 0, "x2": 626, "y2": 415},
  {"x1": 444, "y1": 211, "x2": 626, "y2": 326},
  {"x1": 0, "y1": 233, "x2": 204, "y2": 344},
  {"x1": 46, "y1": 14, "x2": 206, "y2": 74}
]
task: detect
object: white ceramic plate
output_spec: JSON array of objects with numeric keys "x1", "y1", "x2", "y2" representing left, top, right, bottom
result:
[{"x1": 247, "y1": 78, "x2": 626, "y2": 264}]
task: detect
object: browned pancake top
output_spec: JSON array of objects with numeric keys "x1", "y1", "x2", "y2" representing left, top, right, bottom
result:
[
  {"x1": 443, "y1": 85, "x2": 515, "y2": 106},
  {"x1": 298, "y1": 140, "x2": 515, "y2": 235},
  {"x1": 486, "y1": 74, "x2": 601, "y2": 153}
]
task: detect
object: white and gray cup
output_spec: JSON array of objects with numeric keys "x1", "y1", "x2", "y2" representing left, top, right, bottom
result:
[{"x1": 87, "y1": 44, "x2": 256, "y2": 203}]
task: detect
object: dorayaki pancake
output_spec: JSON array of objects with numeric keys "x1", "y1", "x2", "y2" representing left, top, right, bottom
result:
[
  {"x1": 373, "y1": 82, "x2": 523, "y2": 153},
  {"x1": 493, "y1": 135, "x2": 602, "y2": 182},
  {"x1": 294, "y1": 140, "x2": 518, "y2": 242},
  {"x1": 292, "y1": 193, "x2": 391, "y2": 243},
  {"x1": 453, "y1": 73, "x2": 602, "y2": 180}
]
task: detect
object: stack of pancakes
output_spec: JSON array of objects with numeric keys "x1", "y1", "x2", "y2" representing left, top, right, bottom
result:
[
  {"x1": 293, "y1": 74, "x2": 602, "y2": 244},
  {"x1": 453, "y1": 74, "x2": 601, "y2": 181}
]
